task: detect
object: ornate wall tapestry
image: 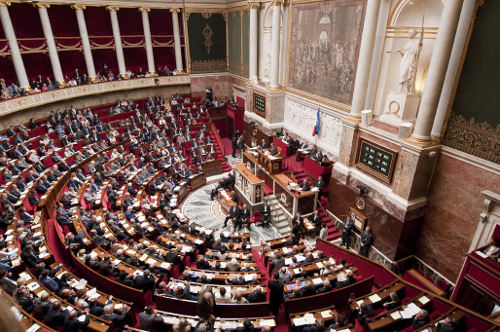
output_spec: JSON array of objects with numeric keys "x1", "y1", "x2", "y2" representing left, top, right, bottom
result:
[
  {"x1": 228, "y1": 11, "x2": 250, "y2": 78},
  {"x1": 187, "y1": 12, "x2": 227, "y2": 73},
  {"x1": 288, "y1": 0, "x2": 366, "y2": 104},
  {"x1": 443, "y1": 0, "x2": 500, "y2": 163}
]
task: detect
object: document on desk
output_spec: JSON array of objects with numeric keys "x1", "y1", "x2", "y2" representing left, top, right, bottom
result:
[
  {"x1": 321, "y1": 310, "x2": 333, "y2": 318},
  {"x1": 391, "y1": 311, "x2": 402, "y2": 320},
  {"x1": 400, "y1": 307, "x2": 415, "y2": 319},
  {"x1": 304, "y1": 313, "x2": 316, "y2": 324},
  {"x1": 293, "y1": 318, "x2": 307, "y2": 326},
  {"x1": 260, "y1": 319, "x2": 276, "y2": 327},
  {"x1": 418, "y1": 295, "x2": 430, "y2": 305},
  {"x1": 407, "y1": 303, "x2": 420, "y2": 314},
  {"x1": 368, "y1": 294, "x2": 382, "y2": 303}
]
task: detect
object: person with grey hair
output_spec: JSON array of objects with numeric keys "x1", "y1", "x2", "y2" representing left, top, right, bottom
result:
[
  {"x1": 138, "y1": 305, "x2": 163, "y2": 332},
  {"x1": 102, "y1": 303, "x2": 129, "y2": 330},
  {"x1": 247, "y1": 285, "x2": 266, "y2": 303},
  {"x1": 383, "y1": 292, "x2": 401, "y2": 310},
  {"x1": 173, "y1": 317, "x2": 191, "y2": 332},
  {"x1": 227, "y1": 258, "x2": 241, "y2": 272},
  {"x1": 316, "y1": 279, "x2": 333, "y2": 294},
  {"x1": 279, "y1": 266, "x2": 293, "y2": 283},
  {"x1": 196, "y1": 323, "x2": 207, "y2": 332},
  {"x1": 412, "y1": 310, "x2": 430, "y2": 329}
]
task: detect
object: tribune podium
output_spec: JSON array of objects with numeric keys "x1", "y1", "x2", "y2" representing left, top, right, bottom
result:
[{"x1": 234, "y1": 164, "x2": 265, "y2": 213}]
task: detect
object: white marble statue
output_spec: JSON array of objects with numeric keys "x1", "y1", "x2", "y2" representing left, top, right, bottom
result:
[{"x1": 389, "y1": 28, "x2": 423, "y2": 94}]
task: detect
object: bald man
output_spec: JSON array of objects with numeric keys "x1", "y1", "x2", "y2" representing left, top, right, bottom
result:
[{"x1": 63, "y1": 309, "x2": 90, "y2": 332}]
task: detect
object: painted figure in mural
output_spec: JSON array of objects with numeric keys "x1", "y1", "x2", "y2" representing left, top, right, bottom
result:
[{"x1": 389, "y1": 28, "x2": 423, "y2": 94}]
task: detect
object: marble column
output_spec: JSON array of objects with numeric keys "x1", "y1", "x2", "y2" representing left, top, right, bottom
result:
[
  {"x1": 73, "y1": 5, "x2": 97, "y2": 81},
  {"x1": 348, "y1": 0, "x2": 381, "y2": 122},
  {"x1": 410, "y1": 0, "x2": 464, "y2": 145},
  {"x1": 0, "y1": 1, "x2": 29, "y2": 88},
  {"x1": 364, "y1": 0, "x2": 391, "y2": 111},
  {"x1": 431, "y1": 0, "x2": 476, "y2": 142},
  {"x1": 269, "y1": 0, "x2": 282, "y2": 89},
  {"x1": 107, "y1": 6, "x2": 127, "y2": 77},
  {"x1": 139, "y1": 7, "x2": 156, "y2": 75},
  {"x1": 35, "y1": 2, "x2": 64, "y2": 84},
  {"x1": 248, "y1": 2, "x2": 259, "y2": 81},
  {"x1": 170, "y1": 8, "x2": 183, "y2": 72}
]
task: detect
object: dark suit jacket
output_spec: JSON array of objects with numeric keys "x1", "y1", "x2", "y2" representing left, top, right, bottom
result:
[
  {"x1": 45, "y1": 308, "x2": 69, "y2": 330},
  {"x1": 63, "y1": 314, "x2": 90, "y2": 332},
  {"x1": 134, "y1": 275, "x2": 155, "y2": 292},
  {"x1": 247, "y1": 291, "x2": 266, "y2": 303},
  {"x1": 268, "y1": 279, "x2": 284, "y2": 305}
]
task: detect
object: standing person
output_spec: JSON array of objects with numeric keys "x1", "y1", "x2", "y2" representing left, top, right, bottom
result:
[
  {"x1": 341, "y1": 216, "x2": 353, "y2": 250},
  {"x1": 238, "y1": 136, "x2": 244, "y2": 158},
  {"x1": 359, "y1": 226, "x2": 372, "y2": 257},
  {"x1": 231, "y1": 137, "x2": 238, "y2": 158},
  {"x1": 268, "y1": 271, "x2": 284, "y2": 318}
]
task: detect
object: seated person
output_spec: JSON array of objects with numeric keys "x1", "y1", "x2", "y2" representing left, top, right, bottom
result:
[{"x1": 383, "y1": 292, "x2": 401, "y2": 311}]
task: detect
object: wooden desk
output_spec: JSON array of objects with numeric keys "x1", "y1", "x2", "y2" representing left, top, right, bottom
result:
[
  {"x1": 188, "y1": 172, "x2": 206, "y2": 190},
  {"x1": 257, "y1": 150, "x2": 283, "y2": 174},
  {"x1": 290, "y1": 305, "x2": 338, "y2": 330},
  {"x1": 202, "y1": 159, "x2": 223, "y2": 176},
  {"x1": 304, "y1": 156, "x2": 333, "y2": 183},
  {"x1": 272, "y1": 173, "x2": 317, "y2": 217}
]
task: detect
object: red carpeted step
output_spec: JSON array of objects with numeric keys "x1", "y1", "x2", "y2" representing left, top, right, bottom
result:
[
  {"x1": 263, "y1": 184, "x2": 273, "y2": 196},
  {"x1": 328, "y1": 233, "x2": 340, "y2": 240}
]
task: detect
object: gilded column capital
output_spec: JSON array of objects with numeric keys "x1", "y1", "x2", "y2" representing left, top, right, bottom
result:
[
  {"x1": 106, "y1": 6, "x2": 120, "y2": 12},
  {"x1": 270, "y1": 0, "x2": 284, "y2": 6},
  {"x1": 169, "y1": 8, "x2": 181, "y2": 13},
  {"x1": 0, "y1": 1, "x2": 11, "y2": 7},
  {"x1": 248, "y1": 2, "x2": 261, "y2": 10},
  {"x1": 71, "y1": 4, "x2": 86, "y2": 10},
  {"x1": 138, "y1": 7, "x2": 150, "y2": 13},
  {"x1": 33, "y1": 2, "x2": 50, "y2": 9}
]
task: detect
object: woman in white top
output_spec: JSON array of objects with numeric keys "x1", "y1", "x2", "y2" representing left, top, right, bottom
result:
[
  {"x1": 111, "y1": 149, "x2": 120, "y2": 159},
  {"x1": 77, "y1": 248, "x2": 86, "y2": 262},
  {"x1": 28, "y1": 152, "x2": 39, "y2": 163},
  {"x1": 64, "y1": 148, "x2": 73, "y2": 158},
  {"x1": 214, "y1": 287, "x2": 232, "y2": 303},
  {"x1": 484, "y1": 237, "x2": 500, "y2": 259},
  {"x1": 321, "y1": 262, "x2": 335, "y2": 275}
]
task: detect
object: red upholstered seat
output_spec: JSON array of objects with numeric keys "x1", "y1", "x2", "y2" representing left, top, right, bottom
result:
[
  {"x1": 354, "y1": 319, "x2": 365, "y2": 332},
  {"x1": 429, "y1": 311, "x2": 441, "y2": 320},
  {"x1": 250, "y1": 211, "x2": 261, "y2": 224},
  {"x1": 400, "y1": 326, "x2": 414, "y2": 332},
  {"x1": 402, "y1": 297, "x2": 410, "y2": 304},
  {"x1": 172, "y1": 265, "x2": 180, "y2": 279}
]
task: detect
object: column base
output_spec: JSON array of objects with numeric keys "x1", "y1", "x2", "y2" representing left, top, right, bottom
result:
[
  {"x1": 177, "y1": 69, "x2": 186, "y2": 74},
  {"x1": 148, "y1": 72, "x2": 158, "y2": 77},
  {"x1": 58, "y1": 81, "x2": 69, "y2": 88},
  {"x1": 406, "y1": 134, "x2": 434, "y2": 148},
  {"x1": 344, "y1": 113, "x2": 363, "y2": 124},
  {"x1": 267, "y1": 85, "x2": 284, "y2": 92},
  {"x1": 119, "y1": 74, "x2": 130, "y2": 79},
  {"x1": 89, "y1": 77, "x2": 99, "y2": 83},
  {"x1": 431, "y1": 133, "x2": 442, "y2": 144}
]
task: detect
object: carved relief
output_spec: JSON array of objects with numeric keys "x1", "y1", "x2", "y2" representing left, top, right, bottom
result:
[
  {"x1": 284, "y1": 99, "x2": 342, "y2": 153},
  {"x1": 443, "y1": 113, "x2": 500, "y2": 164}
]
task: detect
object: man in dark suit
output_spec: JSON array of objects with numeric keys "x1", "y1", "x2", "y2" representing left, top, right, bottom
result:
[
  {"x1": 0, "y1": 269, "x2": 17, "y2": 296},
  {"x1": 45, "y1": 301, "x2": 69, "y2": 330},
  {"x1": 292, "y1": 212, "x2": 306, "y2": 237},
  {"x1": 268, "y1": 271, "x2": 284, "y2": 316},
  {"x1": 63, "y1": 310, "x2": 90, "y2": 332},
  {"x1": 224, "y1": 204, "x2": 241, "y2": 228},
  {"x1": 269, "y1": 142, "x2": 278, "y2": 156},
  {"x1": 238, "y1": 204, "x2": 251, "y2": 230},
  {"x1": 21, "y1": 245, "x2": 42, "y2": 268},
  {"x1": 312, "y1": 176, "x2": 325, "y2": 200},
  {"x1": 341, "y1": 216, "x2": 354, "y2": 250},
  {"x1": 134, "y1": 269, "x2": 155, "y2": 292},
  {"x1": 261, "y1": 139, "x2": 269, "y2": 150},
  {"x1": 247, "y1": 285, "x2": 266, "y2": 303},
  {"x1": 359, "y1": 226, "x2": 372, "y2": 257},
  {"x1": 299, "y1": 179, "x2": 310, "y2": 191},
  {"x1": 260, "y1": 201, "x2": 271, "y2": 227},
  {"x1": 138, "y1": 306, "x2": 163, "y2": 331},
  {"x1": 197, "y1": 286, "x2": 216, "y2": 322},
  {"x1": 102, "y1": 304, "x2": 129, "y2": 330},
  {"x1": 316, "y1": 279, "x2": 333, "y2": 294},
  {"x1": 311, "y1": 210, "x2": 322, "y2": 235}
]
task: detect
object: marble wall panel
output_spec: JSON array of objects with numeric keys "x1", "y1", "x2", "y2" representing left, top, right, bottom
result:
[{"x1": 416, "y1": 154, "x2": 500, "y2": 282}]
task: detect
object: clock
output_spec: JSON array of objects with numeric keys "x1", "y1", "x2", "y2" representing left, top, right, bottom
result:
[{"x1": 356, "y1": 196, "x2": 366, "y2": 210}]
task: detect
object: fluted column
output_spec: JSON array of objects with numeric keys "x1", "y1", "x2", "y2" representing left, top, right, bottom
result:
[
  {"x1": 34, "y1": 2, "x2": 64, "y2": 84},
  {"x1": 170, "y1": 8, "x2": 183, "y2": 72},
  {"x1": 347, "y1": 0, "x2": 381, "y2": 122},
  {"x1": 410, "y1": 0, "x2": 464, "y2": 145},
  {"x1": 431, "y1": 0, "x2": 476, "y2": 142},
  {"x1": 364, "y1": 0, "x2": 391, "y2": 110},
  {"x1": 248, "y1": 2, "x2": 259, "y2": 81},
  {"x1": 0, "y1": 1, "x2": 29, "y2": 88},
  {"x1": 139, "y1": 7, "x2": 155, "y2": 75},
  {"x1": 269, "y1": 0, "x2": 282, "y2": 89},
  {"x1": 73, "y1": 5, "x2": 97, "y2": 81},
  {"x1": 107, "y1": 6, "x2": 127, "y2": 77}
]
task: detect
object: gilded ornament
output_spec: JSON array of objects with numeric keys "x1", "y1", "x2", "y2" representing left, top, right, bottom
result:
[{"x1": 202, "y1": 24, "x2": 213, "y2": 54}]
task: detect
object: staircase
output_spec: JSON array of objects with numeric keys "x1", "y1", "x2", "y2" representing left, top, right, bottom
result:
[
  {"x1": 208, "y1": 132, "x2": 233, "y2": 173},
  {"x1": 320, "y1": 208, "x2": 340, "y2": 241},
  {"x1": 266, "y1": 195, "x2": 291, "y2": 236}
]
